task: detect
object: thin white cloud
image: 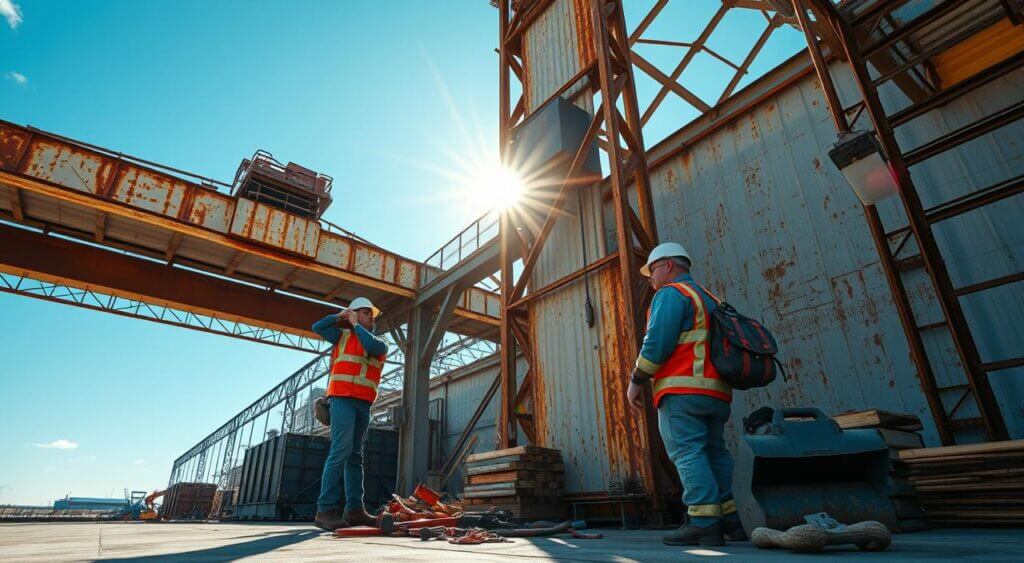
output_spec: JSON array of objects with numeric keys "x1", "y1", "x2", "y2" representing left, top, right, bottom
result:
[
  {"x1": 133, "y1": 459, "x2": 145, "y2": 465},
  {"x1": 5, "y1": 71, "x2": 27, "y2": 86},
  {"x1": 0, "y1": 0, "x2": 22, "y2": 29},
  {"x1": 34, "y1": 439, "x2": 78, "y2": 450}
]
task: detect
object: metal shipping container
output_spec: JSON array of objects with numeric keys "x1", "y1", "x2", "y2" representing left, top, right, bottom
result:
[
  {"x1": 160, "y1": 482, "x2": 216, "y2": 520},
  {"x1": 236, "y1": 431, "x2": 398, "y2": 520}
]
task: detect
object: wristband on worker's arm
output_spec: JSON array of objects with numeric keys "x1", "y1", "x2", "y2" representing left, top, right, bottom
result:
[{"x1": 630, "y1": 366, "x2": 653, "y2": 385}]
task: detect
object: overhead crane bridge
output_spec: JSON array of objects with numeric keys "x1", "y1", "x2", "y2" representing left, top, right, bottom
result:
[{"x1": 0, "y1": 119, "x2": 508, "y2": 489}]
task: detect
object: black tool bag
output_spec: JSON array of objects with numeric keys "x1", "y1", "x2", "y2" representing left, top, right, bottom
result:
[{"x1": 702, "y1": 291, "x2": 781, "y2": 390}]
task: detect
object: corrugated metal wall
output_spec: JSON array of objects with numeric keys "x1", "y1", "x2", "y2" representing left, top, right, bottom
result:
[
  {"x1": 644, "y1": 61, "x2": 1024, "y2": 446},
  {"x1": 508, "y1": 2, "x2": 1022, "y2": 497},
  {"x1": 520, "y1": 0, "x2": 655, "y2": 496}
]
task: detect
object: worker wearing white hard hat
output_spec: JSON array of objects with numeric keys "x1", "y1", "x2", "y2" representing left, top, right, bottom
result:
[
  {"x1": 310, "y1": 297, "x2": 392, "y2": 533},
  {"x1": 628, "y1": 242, "x2": 742, "y2": 546}
]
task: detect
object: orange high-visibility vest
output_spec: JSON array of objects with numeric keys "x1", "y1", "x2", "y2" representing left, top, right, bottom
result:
[
  {"x1": 327, "y1": 329, "x2": 386, "y2": 403},
  {"x1": 651, "y1": 282, "x2": 732, "y2": 406}
]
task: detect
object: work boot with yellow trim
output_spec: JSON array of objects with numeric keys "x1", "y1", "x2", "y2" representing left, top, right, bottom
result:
[{"x1": 662, "y1": 517, "x2": 725, "y2": 547}]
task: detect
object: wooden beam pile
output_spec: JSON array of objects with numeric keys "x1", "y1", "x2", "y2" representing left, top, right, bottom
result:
[
  {"x1": 833, "y1": 409, "x2": 928, "y2": 532},
  {"x1": 896, "y1": 440, "x2": 1024, "y2": 527},
  {"x1": 461, "y1": 446, "x2": 566, "y2": 521}
]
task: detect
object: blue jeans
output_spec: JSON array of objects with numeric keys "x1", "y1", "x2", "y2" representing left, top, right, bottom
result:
[
  {"x1": 317, "y1": 396, "x2": 370, "y2": 512},
  {"x1": 657, "y1": 393, "x2": 737, "y2": 527}
]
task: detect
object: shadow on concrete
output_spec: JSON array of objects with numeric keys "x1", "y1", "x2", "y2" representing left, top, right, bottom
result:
[{"x1": 102, "y1": 529, "x2": 321, "y2": 561}]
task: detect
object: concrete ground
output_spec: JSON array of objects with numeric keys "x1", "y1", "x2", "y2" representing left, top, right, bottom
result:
[{"x1": 1, "y1": 521, "x2": 1022, "y2": 561}]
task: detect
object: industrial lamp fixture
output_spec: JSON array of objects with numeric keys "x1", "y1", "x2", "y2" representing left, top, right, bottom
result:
[{"x1": 828, "y1": 130, "x2": 900, "y2": 205}]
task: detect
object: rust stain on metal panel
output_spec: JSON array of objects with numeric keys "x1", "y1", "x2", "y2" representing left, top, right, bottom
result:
[
  {"x1": 0, "y1": 124, "x2": 29, "y2": 169},
  {"x1": 571, "y1": 0, "x2": 595, "y2": 68},
  {"x1": 595, "y1": 264, "x2": 650, "y2": 488},
  {"x1": 529, "y1": 306, "x2": 548, "y2": 448},
  {"x1": 383, "y1": 255, "x2": 397, "y2": 283},
  {"x1": 352, "y1": 245, "x2": 386, "y2": 280},
  {"x1": 111, "y1": 166, "x2": 188, "y2": 217},
  {"x1": 187, "y1": 191, "x2": 233, "y2": 233},
  {"x1": 398, "y1": 260, "x2": 418, "y2": 289},
  {"x1": 316, "y1": 232, "x2": 354, "y2": 271},
  {"x1": 24, "y1": 140, "x2": 113, "y2": 194},
  {"x1": 830, "y1": 270, "x2": 881, "y2": 327},
  {"x1": 228, "y1": 198, "x2": 320, "y2": 259}
]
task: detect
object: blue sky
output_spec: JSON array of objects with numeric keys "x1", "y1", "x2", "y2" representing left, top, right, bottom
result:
[{"x1": 0, "y1": 1, "x2": 803, "y2": 505}]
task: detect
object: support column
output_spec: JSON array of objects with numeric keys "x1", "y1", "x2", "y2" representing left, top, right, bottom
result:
[{"x1": 396, "y1": 285, "x2": 464, "y2": 492}]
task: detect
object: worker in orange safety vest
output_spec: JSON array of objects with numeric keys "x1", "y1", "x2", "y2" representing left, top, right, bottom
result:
[
  {"x1": 627, "y1": 242, "x2": 744, "y2": 547},
  {"x1": 311, "y1": 297, "x2": 393, "y2": 533}
]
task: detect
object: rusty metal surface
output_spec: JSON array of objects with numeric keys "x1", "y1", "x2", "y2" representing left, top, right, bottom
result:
[
  {"x1": 229, "y1": 197, "x2": 321, "y2": 258},
  {"x1": 0, "y1": 120, "x2": 500, "y2": 335},
  {"x1": 0, "y1": 222, "x2": 334, "y2": 338},
  {"x1": 644, "y1": 58, "x2": 1024, "y2": 446},
  {"x1": 513, "y1": 0, "x2": 654, "y2": 496},
  {"x1": 522, "y1": 0, "x2": 595, "y2": 114}
]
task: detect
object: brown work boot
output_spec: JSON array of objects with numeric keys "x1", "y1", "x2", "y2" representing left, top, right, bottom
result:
[
  {"x1": 314, "y1": 509, "x2": 349, "y2": 532},
  {"x1": 343, "y1": 508, "x2": 394, "y2": 533}
]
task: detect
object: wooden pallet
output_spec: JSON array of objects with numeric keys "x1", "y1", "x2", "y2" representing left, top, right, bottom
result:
[
  {"x1": 896, "y1": 440, "x2": 1024, "y2": 527},
  {"x1": 461, "y1": 446, "x2": 566, "y2": 521}
]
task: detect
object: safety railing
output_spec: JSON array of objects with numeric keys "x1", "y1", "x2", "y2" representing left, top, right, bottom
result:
[{"x1": 421, "y1": 210, "x2": 500, "y2": 286}]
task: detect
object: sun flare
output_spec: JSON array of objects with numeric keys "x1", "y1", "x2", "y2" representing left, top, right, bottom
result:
[{"x1": 467, "y1": 161, "x2": 525, "y2": 212}]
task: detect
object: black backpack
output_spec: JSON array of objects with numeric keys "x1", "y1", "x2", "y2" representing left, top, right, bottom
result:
[{"x1": 697, "y1": 285, "x2": 781, "y2": 390}]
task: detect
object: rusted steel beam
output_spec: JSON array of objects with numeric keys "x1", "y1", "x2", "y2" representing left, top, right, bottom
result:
[
  {"x1": 628, "y1": 0, "x2": 670, "y2": 46},
  {"x1": 94, "y1": 212, "x2": 106, "y2": 243},
  {"x1": 639, "y1": 3, "x2": 731, "y2": 125},
  {"x1": 224, "y1": 251, "x2": 245, "y2": 276},
  {"x1": 507, "y1": 252, "x2": 617, "y2": 310},
  {"x1": 719, "y1": 18, "x2": 778, "y2": 103},
  {"x1": 164, "y1": 232, "x2": 183, "y2": 263},
  {"x1": 0, "y1": 168, "x2": 416, "y2": 298},
  {"x1": 498, "y1": 0, "x2": 518, "y2": 450},
  {"x1": 594, "y1": 0, "x2": 661, "y2": 508},
  {"x1": 8, "y1": 187, "x2": 23, "y2": 221},
  {"x1": 792, "y1": 0, "x2": 848, "y2": 133},
  {"x1": 278, "y1": 267, "x2": 301, "y2": 290},
  {"x1": 0, "y1": 223, "x2": 334, "y2": 339}
]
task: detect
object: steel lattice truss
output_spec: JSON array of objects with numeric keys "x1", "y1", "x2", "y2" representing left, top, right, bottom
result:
[
  {"x1": 0, "y1": 272, "x2": 329, "y2": 353},
  {"x1": 626, "y1": 0, "x2": 816, "y2": 127},
  {"x1": 167, "y1": 331, "x2": 498, "y2": 487}
]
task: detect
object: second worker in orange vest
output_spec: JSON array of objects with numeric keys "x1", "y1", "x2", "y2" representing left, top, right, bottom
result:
[
  {"x1": 627, "y1": 242, "x2": 744, "y2": 547},
  {"x1": 312, "y1": 297, "x2": 392, "y2": 533}
]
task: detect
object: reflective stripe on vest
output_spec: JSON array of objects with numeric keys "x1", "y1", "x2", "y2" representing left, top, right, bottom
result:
[
  {"x1": 328, "y1": 329, "x2": 385, "y2": 402},
  {"x1": 651, "y1": 282, "x2": 731, "y2": 404}
]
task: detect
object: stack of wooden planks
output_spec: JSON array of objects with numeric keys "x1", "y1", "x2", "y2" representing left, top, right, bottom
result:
[
  {"x1": 461, "y1": 446, "x2": 566, "y2": 521},
  {"x1": 833, "y1": 409, "x2": 928, "y2": 532},
  {"x1": 896, "y1": 440, "x2": 1024, "y2": 527}
]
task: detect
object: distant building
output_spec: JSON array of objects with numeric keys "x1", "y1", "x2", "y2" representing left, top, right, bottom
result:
[
  {"x1": 53, "y1": 497, "x2": 128, "y2": 511},
  {"x1": 292, "y1": 386, "x2": 326, "y2": 434}
]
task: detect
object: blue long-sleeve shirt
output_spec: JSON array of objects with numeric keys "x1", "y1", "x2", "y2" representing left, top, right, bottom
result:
[
  {"x1": 312, "y1": 314, "x2": 389, "y2": 357},
  {"x1": 632, "y1": 273, "x2": 717, "y2": 381}
]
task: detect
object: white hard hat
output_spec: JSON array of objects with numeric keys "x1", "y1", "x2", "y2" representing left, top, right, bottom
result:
[
  {"x1": 640, "y1": 242, "x2": 692, "y2": 276},
  {"x1": 347, "y1": 297, "x2": 381, "y2": 318}
]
